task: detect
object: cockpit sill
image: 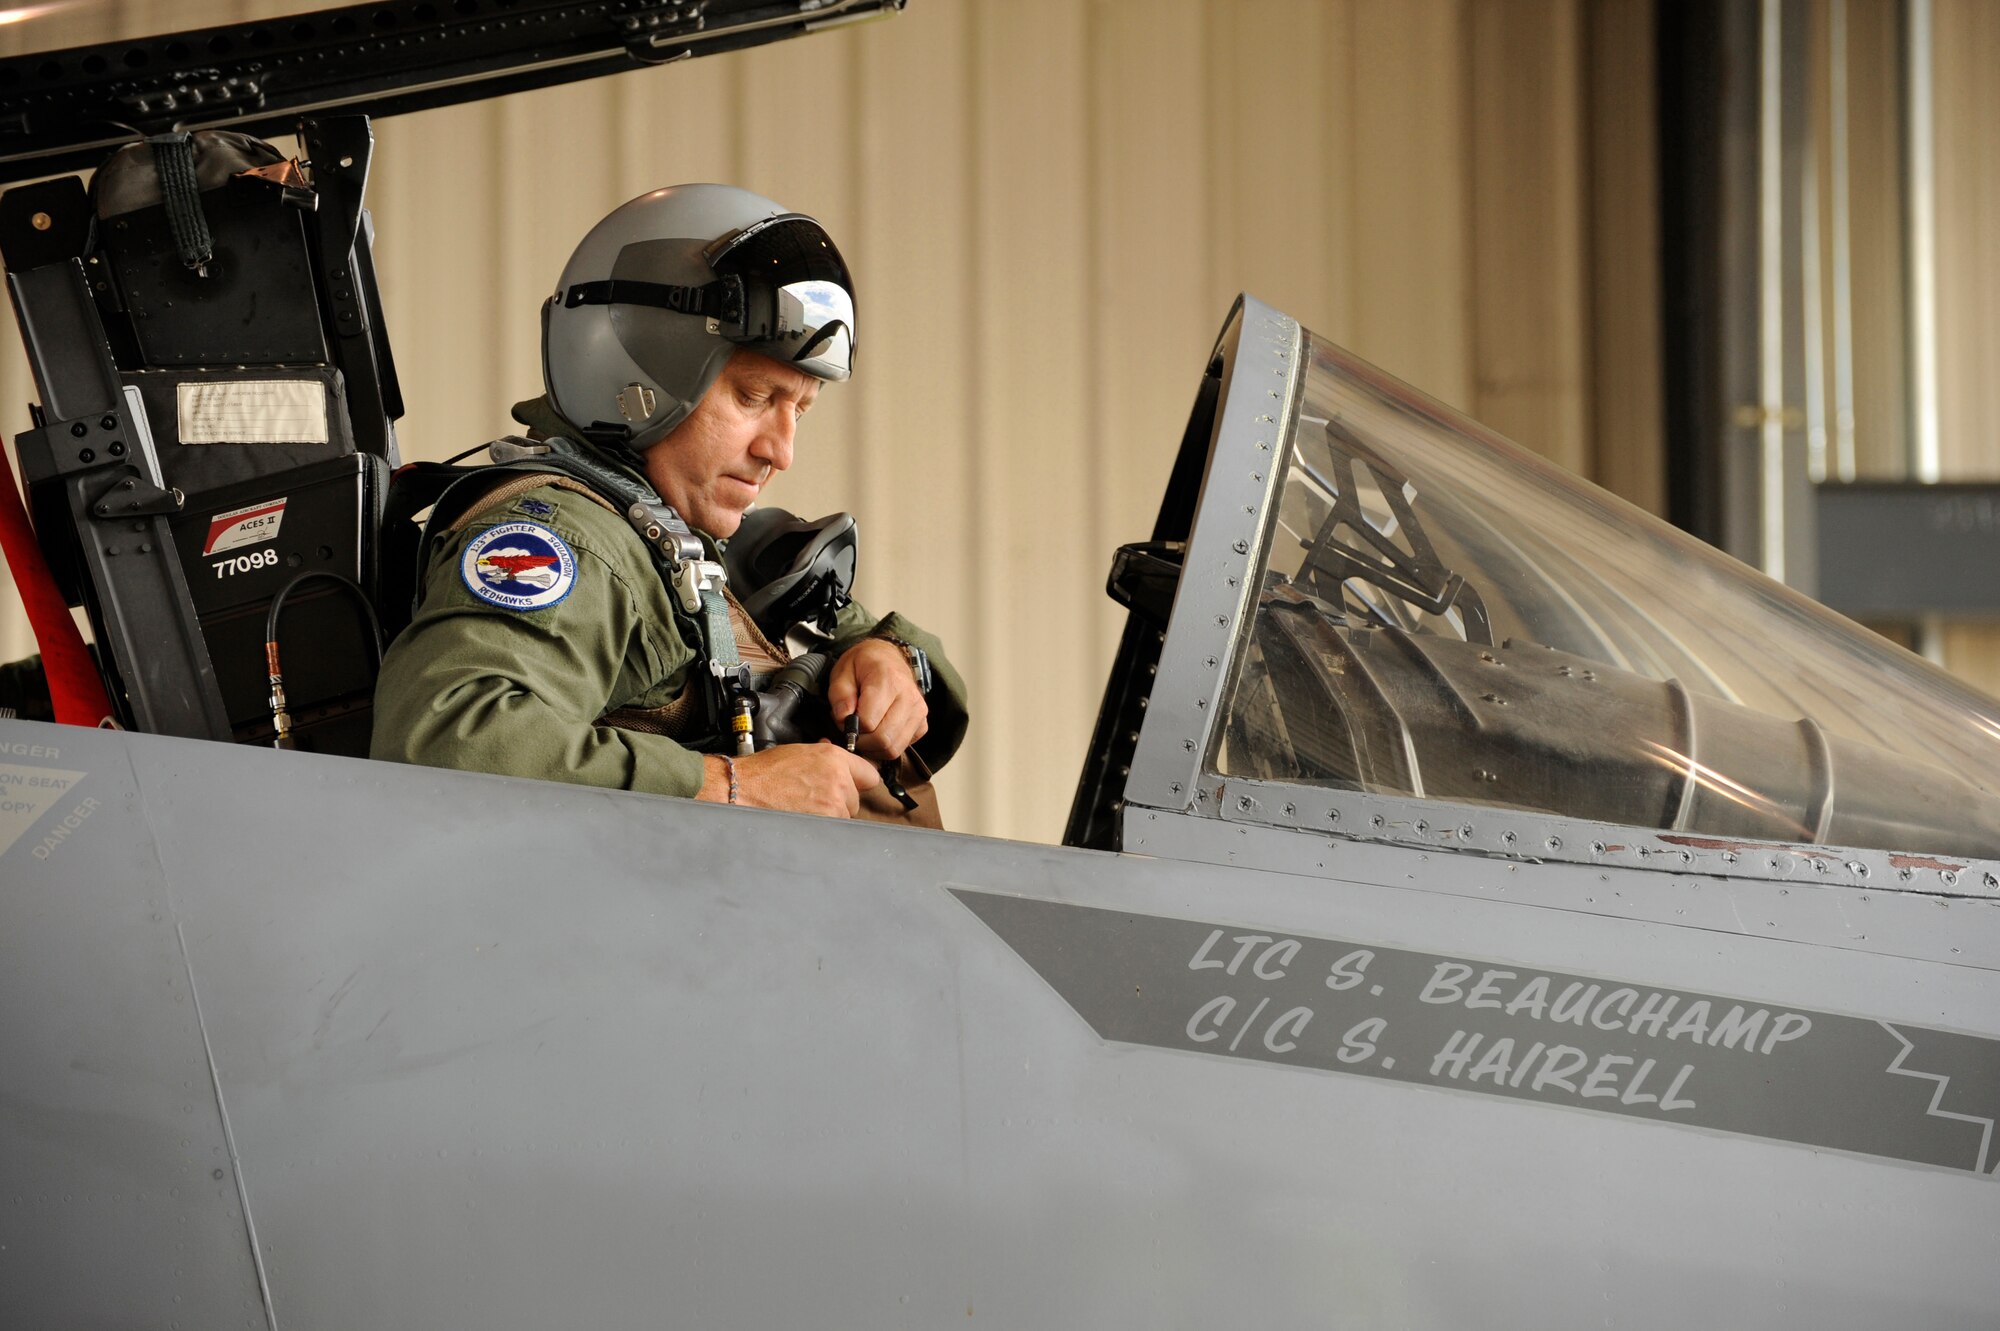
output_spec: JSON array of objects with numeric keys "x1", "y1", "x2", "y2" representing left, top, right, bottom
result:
[{"x1": 1123, "y1": 776, "x2": 2000, "y2": 901}]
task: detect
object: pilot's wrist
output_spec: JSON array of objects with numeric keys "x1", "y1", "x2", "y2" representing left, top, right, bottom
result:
[
  {"x1": 869, "y1": 632, "x2": 932, "y2": 694},
  {"x1": 696, "y1": 753, "x2": 741, "y2": 804}
]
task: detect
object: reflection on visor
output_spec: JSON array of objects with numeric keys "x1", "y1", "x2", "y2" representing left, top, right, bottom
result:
[
  {"x1": 752, "y1": 279, "x2": 854, "y2": 379},
  {"x1": 706, "y1": 214, "x2": 857, "y2": 378},
  {"x1": 587, "y1": 214, "x2": 858, "y2": 380}
]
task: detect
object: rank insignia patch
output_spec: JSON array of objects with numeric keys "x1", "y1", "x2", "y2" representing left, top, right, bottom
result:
[
  {"x1": 515, "y1": 497, "x2": 554, "y2": 518},
  {"x1": 460, "y1": 521, "x2": 578, "y2": 611}
]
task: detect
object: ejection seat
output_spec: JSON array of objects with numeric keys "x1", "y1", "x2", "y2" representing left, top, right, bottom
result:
[{"x1": 1, "y1": 119, "x2": 399, "y2": 754}]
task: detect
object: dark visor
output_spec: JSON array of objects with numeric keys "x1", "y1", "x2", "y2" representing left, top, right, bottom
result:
[
  {"x1": 704, "y1": 213, "x2": 856, "y2": 380},
  {"x1": 562, "y1": 214, "x2": 856, "y2": 381}
]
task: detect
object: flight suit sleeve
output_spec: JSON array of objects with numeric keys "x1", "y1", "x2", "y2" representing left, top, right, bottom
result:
[
  {"x1": 370, "y1": 491, "x2": 713, "y2": 796},
  {"x1": 826, "y1": 600, "x2": 970, "y2": 773}
]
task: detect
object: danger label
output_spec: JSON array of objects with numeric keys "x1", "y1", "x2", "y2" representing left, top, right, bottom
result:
[{"x1": 204, "y1": 498, "x2": 286, "y2": 555}]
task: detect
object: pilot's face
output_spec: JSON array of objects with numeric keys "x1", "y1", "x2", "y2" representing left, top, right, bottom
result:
[{"x1": 642, "y1": 349, "x2": 820, "y2": 538}]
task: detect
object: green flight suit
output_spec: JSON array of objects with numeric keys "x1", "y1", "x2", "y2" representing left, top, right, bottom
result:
[{"x1": 370, "y1": 406, "x2": 967, "y2": 797}]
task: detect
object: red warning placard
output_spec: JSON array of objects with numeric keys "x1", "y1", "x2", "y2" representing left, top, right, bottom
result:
[{"x1": 203, "y1": 498, "x2": 287, "y2": 555}]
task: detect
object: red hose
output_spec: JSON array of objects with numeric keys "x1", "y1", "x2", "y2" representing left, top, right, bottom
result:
[{"x1": 0, "y1": 438, "x2": 114, "y2": 727}]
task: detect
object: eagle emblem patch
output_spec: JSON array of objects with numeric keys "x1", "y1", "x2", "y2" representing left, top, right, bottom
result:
[{"x1": 460, "y1": 521, "x2": 578, "y2": 611}]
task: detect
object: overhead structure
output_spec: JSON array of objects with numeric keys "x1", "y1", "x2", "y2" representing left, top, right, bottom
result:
[{"x1": 0, "y1": 0, "x2": 906, "y2": 186}]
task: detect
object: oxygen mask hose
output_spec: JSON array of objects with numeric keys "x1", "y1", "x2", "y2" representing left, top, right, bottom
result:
[{"x1": 732, "y1": 695, "x2": 756, "y2": 757}]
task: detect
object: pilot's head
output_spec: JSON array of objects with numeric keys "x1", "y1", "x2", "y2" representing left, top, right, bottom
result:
[{"x1": 542, "y1": 183, "x2": 855, "y2": 536}]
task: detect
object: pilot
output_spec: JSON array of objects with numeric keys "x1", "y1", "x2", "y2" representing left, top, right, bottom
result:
[{"x1": 369, "y1": 184, "x2": 966, "y2": 819}]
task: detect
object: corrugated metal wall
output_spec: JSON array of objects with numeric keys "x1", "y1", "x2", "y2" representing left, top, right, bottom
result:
[{"x1": 0, "y1": 0, "x2": 1685, "y2": 843}]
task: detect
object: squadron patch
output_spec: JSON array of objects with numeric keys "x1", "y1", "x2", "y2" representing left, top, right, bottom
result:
[{"x1": 460, "y1": 521, "x2": 578, "y2": 611}]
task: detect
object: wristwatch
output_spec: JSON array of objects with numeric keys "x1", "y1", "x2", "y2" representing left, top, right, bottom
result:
[{"x1": 874, "y1": 632, "x2": 933, "y2": 694}]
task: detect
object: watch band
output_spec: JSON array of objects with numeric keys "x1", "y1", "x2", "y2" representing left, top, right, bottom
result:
[{"x1": 874, "y1": 632, "x2": 933, "y2": 694}]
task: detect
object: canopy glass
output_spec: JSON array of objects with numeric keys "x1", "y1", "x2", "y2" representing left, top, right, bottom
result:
[{"x1": 1212, "y1": 332, "x2": 2000, "y2": 859}]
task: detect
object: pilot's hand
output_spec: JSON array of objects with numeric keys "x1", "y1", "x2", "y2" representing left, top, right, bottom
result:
[
  {"x1": 702, "y1": 743, "x2": 882, "y2": 817},
  {"x1": 827, "y1": 637, "x2": 929, "y2": 760}
]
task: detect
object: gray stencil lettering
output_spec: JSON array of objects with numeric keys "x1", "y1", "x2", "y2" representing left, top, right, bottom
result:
[{"x1": 953, "y1": 889, "x2": 2000, "y2": 1176}]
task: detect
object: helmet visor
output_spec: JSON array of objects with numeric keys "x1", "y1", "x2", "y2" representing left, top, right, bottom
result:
[
  {"x1": 706, "y1": 214, "x2": 857, "y2": 381},
  {"x1": 759, "y1": 279, "x2": 854, "y2": 380}
]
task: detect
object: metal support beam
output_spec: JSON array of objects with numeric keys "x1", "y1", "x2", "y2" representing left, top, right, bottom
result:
[{"x1": 8, "y1": 262, "x2": 230, "y2": 739}]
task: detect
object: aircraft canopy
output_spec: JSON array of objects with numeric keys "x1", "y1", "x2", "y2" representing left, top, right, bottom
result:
[{"x1": 1212, "y1": 331, "x2": 2000, "y2": 860}]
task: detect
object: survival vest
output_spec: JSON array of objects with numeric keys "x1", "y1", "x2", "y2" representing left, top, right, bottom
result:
[{"x1": 379, "y1": 433, "x2": 849, "y2": 750}]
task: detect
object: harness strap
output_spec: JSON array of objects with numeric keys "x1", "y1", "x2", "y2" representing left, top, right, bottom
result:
[
  {"x1": 598, "y1": 595, "x2": 788, "y2": 739},
  {"x1": 423, "y1": 439, "x2": 749, "y2": 738},
  {"x1": 519, "y1": 437, "x2": 748, "y2": 692},
  {"x1": 455, "y1": 471, "x2": 787, "y2": 663},
  {"x1": 148, "y1": 133, "x2": 214, "y2": 273},
  {"x1": 723, "y1": 581, "x2": 789, "y2": 666}
]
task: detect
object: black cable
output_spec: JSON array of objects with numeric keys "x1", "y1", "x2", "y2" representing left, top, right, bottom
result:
[
  {"x1": 262, "y1": 569, "x2": 385, "y2": 750},
  {"x1": 437, "y1": 442, "x2": 493, "y2": 467},
  {"x1": 265, "y1": 569, "x2": 384, "y2": 664}
]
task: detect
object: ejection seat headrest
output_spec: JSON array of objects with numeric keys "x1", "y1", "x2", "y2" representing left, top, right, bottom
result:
[{"x1": 91, "y1": 130, "x2": 288, "y2": 218}]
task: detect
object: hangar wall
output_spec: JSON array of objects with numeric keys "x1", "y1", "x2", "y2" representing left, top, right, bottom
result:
[{"x1": 0, "y1": 0, "x2": 1980, "y2": 844}]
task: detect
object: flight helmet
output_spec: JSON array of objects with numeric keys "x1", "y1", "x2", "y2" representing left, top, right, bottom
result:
[{"x1": 542, "y1": 183, "x2": 856, "y2": 450}]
